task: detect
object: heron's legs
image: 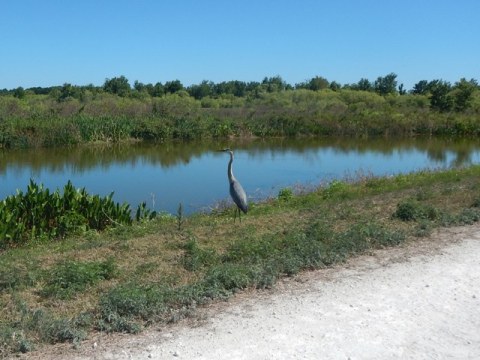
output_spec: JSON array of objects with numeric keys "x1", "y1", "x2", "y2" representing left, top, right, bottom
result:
[{"x1": 233, "y1": 207, "x2": 242, "y2": 223}]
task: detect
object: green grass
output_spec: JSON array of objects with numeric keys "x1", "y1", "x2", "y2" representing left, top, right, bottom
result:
[{"x1": 1, "y1": 165, "x2": 480, "y2": 356}]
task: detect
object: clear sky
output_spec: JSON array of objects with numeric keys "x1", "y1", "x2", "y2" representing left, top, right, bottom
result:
[{"x1": 1, "y1": 0, "x2": 479, "y2": 91}]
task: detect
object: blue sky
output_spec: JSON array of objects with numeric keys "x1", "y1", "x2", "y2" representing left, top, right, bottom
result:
[{"x1": 1, "y1": 0, "x2": 479, "y2": 90}]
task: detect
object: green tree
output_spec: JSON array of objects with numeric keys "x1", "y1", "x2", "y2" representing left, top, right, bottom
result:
[
  {"x1": 262, "y1": 76, "x2": 289, "y2": 92},
  {"x1": 188, "y1": 80, "x2": 214, "y2": 99},
  {"x1": 149, "y1": 82, "x2": 165, "y2": 97},
  {"x1": 374, "y1": 73, "x2": 397, "y2": 96},
  {"x1": 429, "y1": 80, "x2": 453, "y2": 112},
  {"x1": 27, "y1": 86, "x2": 53, "y2": 95},
  {"x1": 245, "y1": 81, "x2": 262, "y2": 97},
  {"x1": 165, "y1": 80, "x2": 184, "y2": 94},
  {"x1": 354, "y1": 78, "x2": 373, "y2": 91},
  {"x1": 329, "y1": 81, "x2": 341, "y2": 91},
  {"x1": 103, "y1": 76, "x2": 131, "y2": 97},
  {"x1": 411, "y1": 80, "x2": 429, "y2": 95},
  {"x1": 57, "y1": 83, "x2": 84, "y2": 101},
  {"x1": 133, "y1": 80, "x2": 146, "y2": 92},
  {"x1": 214, "y1": 81, "x2": 247, "y2": 97},
  {"x1": 296, "y1": 77, "x2": 329, "y2": 91},
  {"x1": 13, "y1": 86, "x2": 25, "y2": 99},
  {"x1": 308, "y1": 76, "x2": 329, "y2": 91},
  {"x1": 452, "y1": 78, "x2": 477, "y2": 112}
]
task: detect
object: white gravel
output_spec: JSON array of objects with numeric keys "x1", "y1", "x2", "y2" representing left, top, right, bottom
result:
[{"x1": 23, "y1": 225, "x2": 480, "y2": 360}]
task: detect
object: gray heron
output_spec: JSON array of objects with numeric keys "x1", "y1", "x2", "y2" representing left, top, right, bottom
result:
[{"x1": 220, "y1": 148, "x2": 248, "y2": 222}]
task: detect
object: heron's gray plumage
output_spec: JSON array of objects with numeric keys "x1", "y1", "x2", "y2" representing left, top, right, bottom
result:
[
  {"x1": 222, "y1": 148, "x2": 248, "y2": 221},
  {"x1": 230, "y1": 179, "x2": 248, "y2": 214}
]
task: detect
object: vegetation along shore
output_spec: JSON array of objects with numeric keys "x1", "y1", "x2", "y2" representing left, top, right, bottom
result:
[{"x1": 1, "y1": 73, "x2": 479, "y2": 148}]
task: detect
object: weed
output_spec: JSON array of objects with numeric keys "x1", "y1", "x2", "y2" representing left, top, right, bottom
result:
[
  {"x1": 41, "y1": 258, "x2": 116, "y2": 299},
  {"x1": 472, "y1": 197, "x2": 480, "y2": 208},
  {"x1": 182, "y1": 238, "x2": 219, "y2": 271},
  {"x1": 322, "y1": 180, "x2": 351, "y2": 200},
  {"x1": 392, "y1": 200, "x2": 418, "y2": 221},
  {"x1": 176, "y1": 203, "x2": 184, "y2": 231},
  {"x1": 0, "y1": 300, "x2": 89, "y2": 354},
  {"x1": 393, "y1": 199, "x2": 439, "y2": 221},
  {"x1": 278, "y1": 187, "x2": 293, "y2": 202},
  {"x1": 318, "y1": 222, "x2": 404, "y2": 264},
  {"x1": 223, "y1": 234, "x2": 280, "y2": 264},
  {"x1": 415, "y1": 189, "x2": 433, "y2": 201},
  {"x1": 414, "y1": 220, "x2": 433, "y2": 237},
  {"x1": 135, "y1": 202, "x2": 157, "y2": 222},
  {"x1": 394, "y1": 197, "x2": 480, "y2": 227},
  {"x1": 0, "y1": 262, "x2": 40, "y2": 291},
  {"x1": 134, "y1": 262, "x2": 158, "y2": 276},
  {"x1": 454, "y1": 208, "x2": 480, "y2": 225},
  {"x1": 204, "y1": 263, "x2": 254, "y2": 292},
  {"x1": 98, "y1": 283, "x2": 169, "y2": 332}
]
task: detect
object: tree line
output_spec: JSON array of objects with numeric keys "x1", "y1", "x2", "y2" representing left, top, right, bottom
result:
[
  {"x1": 2, "y1": 73, "x2": 478, "y2": 113},
  {"x1": 1, "y1": 72, "x2": 479, "y2": 148}
]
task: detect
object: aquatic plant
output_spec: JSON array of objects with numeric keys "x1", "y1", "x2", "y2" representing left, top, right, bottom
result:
[{"x1": 0, "y1": 180, "x2": 154, "y2": 248}]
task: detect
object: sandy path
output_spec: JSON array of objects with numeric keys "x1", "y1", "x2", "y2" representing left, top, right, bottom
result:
[{"x1": 22, "y1": 225, "x2": 480, "y2": 360}]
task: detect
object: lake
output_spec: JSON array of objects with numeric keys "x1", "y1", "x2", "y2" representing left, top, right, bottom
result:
[{"x1": 1, "y1": 137, "x2": 480, "y2": 215}]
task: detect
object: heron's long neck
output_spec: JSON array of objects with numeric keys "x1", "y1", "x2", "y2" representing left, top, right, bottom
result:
[{"x1": 227, "y1": 152, "x2": 235, "y2": 183}]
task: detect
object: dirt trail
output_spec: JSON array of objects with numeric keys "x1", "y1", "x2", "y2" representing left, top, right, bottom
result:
[{"x1": 22, "y1": 225, "x2": 480, "y2": 360}]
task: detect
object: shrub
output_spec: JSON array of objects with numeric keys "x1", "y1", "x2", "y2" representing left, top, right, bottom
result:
[
  {"x1": 393, "y1": 199, "x2": 439, "y2": 221},
  {"x1": 322, "y1": 180, "x2": 350, "y2": 199},
  {"x1": 278, "y1": 187, "x2": 293, "y2": 202},
  {"x1": 472, "y1": 197, "x2": 480, "y2": 208}
]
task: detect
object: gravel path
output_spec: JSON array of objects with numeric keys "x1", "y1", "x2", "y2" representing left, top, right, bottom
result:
[{"x1": 23, "y1": 225, "x2": 480, "y2": 360}]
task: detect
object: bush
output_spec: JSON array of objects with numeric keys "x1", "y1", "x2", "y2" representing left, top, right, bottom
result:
[
  {"x1": 393, "y1": 199, "x2": 439, "y2": 221},
  {"x1": 278, "y1": 187, "x2": 293, "y2": 202},
  {"x1": 393, "y1": 200, "x2": 418, "y2": 221},
  {"x1": 322, "y1": 180, "x2": 350, "y2": 199},
  {"x1": 472, "y1": 197, "x2": 480, "y2": 208}
]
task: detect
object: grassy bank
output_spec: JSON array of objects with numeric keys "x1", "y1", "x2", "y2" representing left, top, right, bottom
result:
[
  {"x1": 1, "y1": 166, "x2": 480, "y2": 355},
  {"x1": 1, "y1": 88, "x2": 480, "y2": 148}
]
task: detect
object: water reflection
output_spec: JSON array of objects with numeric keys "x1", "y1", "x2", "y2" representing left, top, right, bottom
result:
[{"x1": 1, "y1": 137, "x2": 479, "y2": 214}]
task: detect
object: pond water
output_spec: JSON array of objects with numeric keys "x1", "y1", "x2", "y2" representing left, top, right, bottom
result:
[{"x1": 1, "y1": 137, "x2": 480, "y2": 215}]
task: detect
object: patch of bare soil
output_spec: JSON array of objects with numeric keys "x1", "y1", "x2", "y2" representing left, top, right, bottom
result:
[{"x1": 19, "y1": 224, "x2": 480, "y2": 360}]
